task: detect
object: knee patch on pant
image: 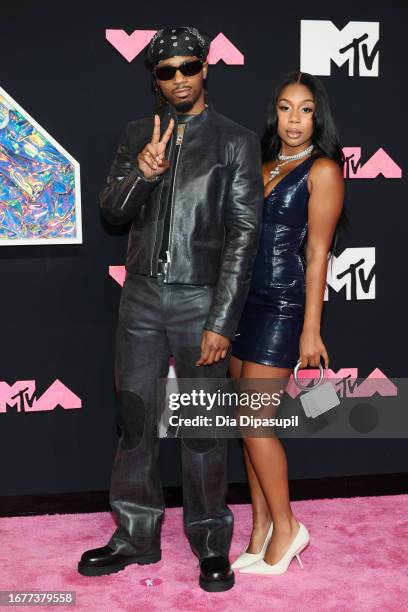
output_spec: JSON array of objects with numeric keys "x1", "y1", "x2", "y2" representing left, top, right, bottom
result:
[
  {"x1": 117, "y1": 391, "x2": 146, "y2": 450},
  {"x1": 182, "y1": 438, "x2": 218, "y2": 453}
]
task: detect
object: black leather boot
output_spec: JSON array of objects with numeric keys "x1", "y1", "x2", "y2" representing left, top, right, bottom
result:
[
  {"x1": 199, "y1": 556, "x2": 234, "y2": 592},
  {"x1": 77, "y1": 545, "x2": 161, "y2": 576}
]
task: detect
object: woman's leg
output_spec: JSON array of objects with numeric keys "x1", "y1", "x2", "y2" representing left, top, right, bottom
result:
[
  {"x1": 240, "y1": 360, "x2": 300, "y2": 565},
  {"x1": 229, "y1": 357, "x2": 271, "y2": 553}
]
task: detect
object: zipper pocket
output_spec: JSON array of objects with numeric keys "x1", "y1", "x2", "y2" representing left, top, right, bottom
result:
[{"x1": 119, "y1": 175, "x2": 142, "y2": 210}]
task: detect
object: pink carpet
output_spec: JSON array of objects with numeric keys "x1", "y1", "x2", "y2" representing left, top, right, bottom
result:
[{"x1": 1, "y1": 495, "x2": 407, "y2": 612}]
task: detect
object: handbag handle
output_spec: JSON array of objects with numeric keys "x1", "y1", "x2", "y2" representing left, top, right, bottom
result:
[{"x1": 293, "y1": 359, "x2": 324, "y2": 390}]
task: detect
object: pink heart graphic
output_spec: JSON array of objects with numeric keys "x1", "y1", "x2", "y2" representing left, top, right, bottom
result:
[{"x1": 106, "y1": 29, "x2": 157, "y2": 63}]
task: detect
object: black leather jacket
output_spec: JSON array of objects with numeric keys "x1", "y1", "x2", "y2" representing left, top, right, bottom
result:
[{"x1": 100, "y1": 102, "x2": 264, "y2": 340}]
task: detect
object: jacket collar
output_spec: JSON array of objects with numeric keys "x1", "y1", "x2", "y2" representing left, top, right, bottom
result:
[{"x1": 160, "y1": 99, "x2": 213, "y2": 128}]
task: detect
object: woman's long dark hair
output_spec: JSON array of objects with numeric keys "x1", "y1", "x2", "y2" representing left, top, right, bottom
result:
[{"x1": 262, "y1": 71, "x2": 349, "y2": 261}]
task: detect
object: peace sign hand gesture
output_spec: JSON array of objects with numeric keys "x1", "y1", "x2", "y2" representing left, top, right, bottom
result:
[{"x1": 137, "y1": 114, "x2": 175, "y2": 180}]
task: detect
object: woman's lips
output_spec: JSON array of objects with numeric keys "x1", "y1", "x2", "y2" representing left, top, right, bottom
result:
[{"x1": 286, "y1": 130, "x2": 302, "y2": 138}]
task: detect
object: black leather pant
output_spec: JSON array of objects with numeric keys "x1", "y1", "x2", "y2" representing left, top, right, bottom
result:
[{"x1": 107, "y1": 272, "x2": 233, "y2": 560}]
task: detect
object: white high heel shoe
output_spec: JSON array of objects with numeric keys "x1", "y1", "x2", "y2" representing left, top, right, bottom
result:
[
  {"x1": 239, "y1": 522, "x2": 309, "y2": 575},
  {"x1": 231, "y1": 522, "x2": 273, "y2": 570}
]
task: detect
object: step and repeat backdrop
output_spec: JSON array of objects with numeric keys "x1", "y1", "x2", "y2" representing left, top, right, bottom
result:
[{"x1": 1, "y1": 1, "x2": 407, "y2": 496}]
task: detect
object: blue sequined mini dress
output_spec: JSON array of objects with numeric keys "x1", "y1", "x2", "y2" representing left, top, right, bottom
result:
[{"x1": 231, "y1": 154, "x2": 321, "y2": 368}]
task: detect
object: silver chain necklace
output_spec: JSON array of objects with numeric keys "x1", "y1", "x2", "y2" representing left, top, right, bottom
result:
[{"x1": 269, "y1": 144, "x2": 314, "y2": 180}]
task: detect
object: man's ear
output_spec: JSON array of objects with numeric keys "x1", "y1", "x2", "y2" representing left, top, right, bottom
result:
[{"x1": 203, "y1": 61, "x2": 209, "y2": 79}]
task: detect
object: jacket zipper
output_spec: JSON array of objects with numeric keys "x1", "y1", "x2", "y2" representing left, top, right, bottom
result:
[
  {"x1": 150, "y1": 176, "x2": 167, "y2": 275},
  {"x1": 119, "y1": 175, "x2": 142, "y2": 210},
  {"x1": 150, "y1": 116, "x2": 176, "y2": 276},
  {"x1": 164, "y1": 123, "x2": 186, "y2": 282}
]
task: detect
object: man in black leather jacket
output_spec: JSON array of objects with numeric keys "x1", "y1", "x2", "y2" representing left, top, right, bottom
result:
[{"x1": 78, "y1": 26, "x2": 263, "y2": 592}]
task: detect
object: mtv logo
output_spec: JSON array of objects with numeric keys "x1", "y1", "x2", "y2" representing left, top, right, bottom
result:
[
  {"x1": 325, "y1": 247, "x2": 375, "y2": 301},
  {"x1": 343, "y1": 148, "x2": 402, "y2": 179},
  {"x1": 0, "y1": 380, "x2": 82, "y2": 413},
  {"x1": 286, "y1": 367, "x2": 397, "y2": 399},
  {"x1": 300, "y1": 20, "x2": 379, "y2": 77}
]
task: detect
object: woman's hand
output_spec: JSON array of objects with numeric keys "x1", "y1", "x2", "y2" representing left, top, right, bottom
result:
[{"x1": 298, "y1": 328, "x2": 329, "y2": 369}]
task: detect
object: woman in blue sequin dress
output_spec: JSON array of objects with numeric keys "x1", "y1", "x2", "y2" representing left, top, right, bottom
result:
[{"x1": 230, "y1": 72, "x2": 346, "y2": 575}]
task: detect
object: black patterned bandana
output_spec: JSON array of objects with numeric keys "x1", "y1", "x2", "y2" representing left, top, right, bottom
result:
[{"x1": 146, "y1": 27, "x2": 211, "y2": 66}]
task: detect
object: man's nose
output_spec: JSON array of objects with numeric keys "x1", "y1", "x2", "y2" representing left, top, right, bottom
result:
[{"x1": 174, "y1": 69, "x2": 187, "y2": 84}]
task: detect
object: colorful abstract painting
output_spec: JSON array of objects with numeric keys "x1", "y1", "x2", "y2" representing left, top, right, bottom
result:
[{"x1": 0, "y1": 86, "x2": 81, "y2": 245}]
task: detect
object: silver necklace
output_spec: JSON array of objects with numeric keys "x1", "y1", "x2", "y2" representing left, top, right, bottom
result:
[{"x1": 269, "y1": 144, "x2": 314, "y2": 180}]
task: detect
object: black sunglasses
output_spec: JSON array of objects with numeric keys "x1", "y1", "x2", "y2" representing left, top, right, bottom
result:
[{"x1": 154, "y1": 59, "x2": 203, "y2": 81}]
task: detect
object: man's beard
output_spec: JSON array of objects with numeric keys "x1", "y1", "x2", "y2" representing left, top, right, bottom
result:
[
  {"x1": 173, "y1": 99, "x2": 194, "y2": 113},
  {"x1": 171, "y1": 88, "x2": 201, "y2": 113}
]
